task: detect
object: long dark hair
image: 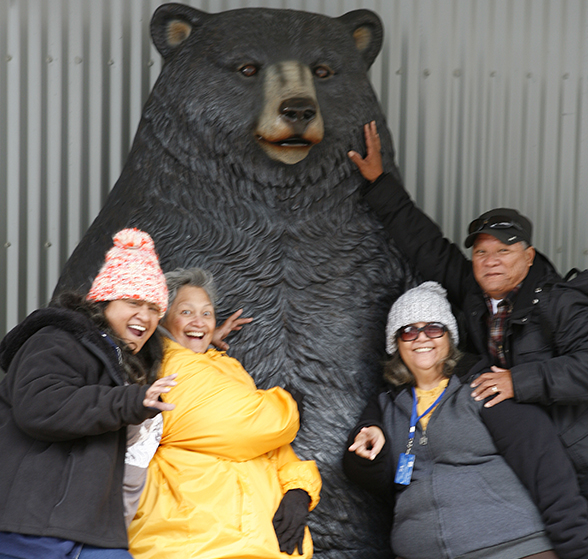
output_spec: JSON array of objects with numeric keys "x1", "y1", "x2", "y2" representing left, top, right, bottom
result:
[{"x1": 51, "y1": 292, "x2": 163, "y2": 385}]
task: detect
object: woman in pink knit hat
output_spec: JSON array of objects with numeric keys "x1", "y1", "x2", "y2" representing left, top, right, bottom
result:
[{"x1": 0, "y1": 228, "x2": 176, "y2": 559}]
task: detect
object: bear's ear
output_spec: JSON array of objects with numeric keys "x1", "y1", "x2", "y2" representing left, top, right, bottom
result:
[
  {"x1": 337, "y1": 9, "x2": 383, "y2": 69},
  {"x1": 150, "y1": 3, "x2": 208, "y2": 60}
]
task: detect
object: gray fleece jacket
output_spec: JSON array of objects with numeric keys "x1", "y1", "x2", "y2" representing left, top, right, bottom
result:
[{"x1": 369, "y1": 376, "x2": 551, "y2": 558}]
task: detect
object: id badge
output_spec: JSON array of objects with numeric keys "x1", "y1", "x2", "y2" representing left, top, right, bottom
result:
[{"x1": 394, "y1": 453, "x2": 415, "y2": 485}]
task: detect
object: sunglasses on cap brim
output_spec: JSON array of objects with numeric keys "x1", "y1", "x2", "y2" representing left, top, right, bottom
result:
[
  {"x1": 397, "y1": 322, "x2": 447, "y2": 342},
  {"x1": 468, "y1": 215, "x2": 524, "y2": 235}
]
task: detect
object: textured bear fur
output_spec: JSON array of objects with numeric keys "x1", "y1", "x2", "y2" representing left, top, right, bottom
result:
[{"x1": 56, "y1": 5, "x2": 410, "y2": 557}]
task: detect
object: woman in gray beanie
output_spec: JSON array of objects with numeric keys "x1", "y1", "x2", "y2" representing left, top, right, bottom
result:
[{"x1": 343, "y1": 281, "x2": 567, "y2": 559}]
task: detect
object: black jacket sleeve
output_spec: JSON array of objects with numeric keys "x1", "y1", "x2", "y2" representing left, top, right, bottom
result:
[
  {"x1": 511, "y1": 284, "x2": 588, "y2": 405},
  {"x1": 8, "y1": 328, "x2": 157, "y2": 442},
  {"x1": 342, "y1": 393, "x2": 395, "y2": 498},
  {"x1": 481, "y1": 400, "x2": 588, "y2": 559},
  {"x1": 362, "y1": 173, "x2": 479, "y2": 311}
]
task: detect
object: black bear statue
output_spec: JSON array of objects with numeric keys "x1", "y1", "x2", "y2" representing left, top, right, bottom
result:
[{"x1": 56, "y1": 5, "x2": 410, "y2": 557}]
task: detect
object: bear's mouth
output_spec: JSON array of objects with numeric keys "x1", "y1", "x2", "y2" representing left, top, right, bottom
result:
[
  {"x1": 256, "y1": 134, "x2": 320, "y2": 165},
  {"x1": 271, "y1": 137, "x2": 313, "y2": 147},
  {"x1": 255, "y1": 125, "x2": 324, "y2": 165},
  {"x1": 257, "y1": 135, "x2": 313, "y2": 148}
]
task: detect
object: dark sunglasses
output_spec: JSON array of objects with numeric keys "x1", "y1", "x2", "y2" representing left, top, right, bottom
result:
[
  {"x1": 397, "y1": 322, "x2": 447, "y2": 342},
  {"x1": 468, "y1": 215, "x2": 524, "y2": 235}
]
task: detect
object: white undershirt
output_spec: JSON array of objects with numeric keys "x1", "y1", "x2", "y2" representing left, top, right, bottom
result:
[{"x1": 490, "y1": 298, "x2": 503, "y2": 314}]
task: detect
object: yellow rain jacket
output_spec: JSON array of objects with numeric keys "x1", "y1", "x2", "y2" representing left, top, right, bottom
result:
[{"x1": 128, "y1": 339, "x2": 321, "y2": 559}]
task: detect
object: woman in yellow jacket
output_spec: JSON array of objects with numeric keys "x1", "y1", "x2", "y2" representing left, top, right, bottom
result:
[{"x1": 128, "y1": 268, "x2": 321, "y2": 559}]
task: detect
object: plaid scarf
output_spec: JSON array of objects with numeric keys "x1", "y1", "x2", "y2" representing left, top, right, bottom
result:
[{"x1": 484, "y1": 285, "x2": 521, "y2": 367}]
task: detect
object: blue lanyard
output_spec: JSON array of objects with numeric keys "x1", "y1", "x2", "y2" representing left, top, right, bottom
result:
[{"x1": 405, "y1": 385, "x2": 447, "y2": 454}]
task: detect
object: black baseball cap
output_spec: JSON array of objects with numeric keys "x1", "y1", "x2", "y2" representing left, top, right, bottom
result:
[{"x1": 464, "y1": 208, "x2": 533, "y2": 249}]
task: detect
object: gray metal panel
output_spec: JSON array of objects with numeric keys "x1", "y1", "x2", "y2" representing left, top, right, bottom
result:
[
  {"x1": 4, "y1": 0, "x2": 23, "y2": 334},
  {"x1": 46, "y1": 0, "x2": 64, "y2": 303},
  {"x1": 1, "y1": 0, "x2": 587, "y2": 337}
]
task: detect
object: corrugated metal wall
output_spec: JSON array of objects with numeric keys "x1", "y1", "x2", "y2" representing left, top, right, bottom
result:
[{"x1": 1, "y1": 0, "x2": 587, "y2": 338}]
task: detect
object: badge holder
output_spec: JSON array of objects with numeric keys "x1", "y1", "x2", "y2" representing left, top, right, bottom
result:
[
  {"x1": 394, "y1": 385, "x2": 447, "y2": 486},
  {"x1": 395, "y1": 432, "x2": 415, "y2": 485}
]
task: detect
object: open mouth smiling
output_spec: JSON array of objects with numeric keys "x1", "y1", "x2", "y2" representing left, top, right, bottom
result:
[
  {"x1": 186, "y1": 331, "x2": 205, "y2": 339},
  {"x1": 128, "y1": 324, "x2": 146, "y2": 337}
]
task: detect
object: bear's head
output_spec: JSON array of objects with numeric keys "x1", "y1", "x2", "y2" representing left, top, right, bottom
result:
[{"x1": 144, "y1": 4, "x2": 390, "y2": 190}]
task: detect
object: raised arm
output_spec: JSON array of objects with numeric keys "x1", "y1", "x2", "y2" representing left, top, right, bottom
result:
[{"x1": 349, "y1": 122, "x2": 476, "y2": 310}]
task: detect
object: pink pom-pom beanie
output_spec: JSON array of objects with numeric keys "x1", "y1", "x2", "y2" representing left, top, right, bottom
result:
[{"x1": 87, "y1": 228, "x2": 168, "y2": 317}]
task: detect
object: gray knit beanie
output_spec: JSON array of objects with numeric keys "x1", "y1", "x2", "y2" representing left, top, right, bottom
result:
[{"x1": 385, "y1": 281, "x2": 459, "y2": 355}]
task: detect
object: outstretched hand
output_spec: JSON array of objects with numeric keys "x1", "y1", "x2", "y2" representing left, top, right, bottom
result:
[
  {"x1": 211, "y1": 309, "x2": 253, "y2": 351},
  {"x1": 143, "y1": 373, "x2": 177, "y2": 411},
  {"x1": 348, "y1": 425, "x2": 386, "y2": 460},
  {"x1": 348, "y1": 121, "x2": 384, "y2": 183}
]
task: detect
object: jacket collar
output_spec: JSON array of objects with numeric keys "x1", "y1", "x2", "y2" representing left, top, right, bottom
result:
[
  {"x1": 392, "y1": 374, "x2": 462, "y2": 417},
  {"x1": 0, "y1": 306, "x2": 126, "y2": 384},
  {"x1": 511, "y1": 251, "x2": 560, "y2": 318}
]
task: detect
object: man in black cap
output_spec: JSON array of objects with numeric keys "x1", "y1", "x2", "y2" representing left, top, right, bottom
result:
[
  {"x1": 347, "y1": 122, "x2": 588, "y2": 553},
  {"x1": 348, "y1": 121, "x2": 588, "y2": 420}
]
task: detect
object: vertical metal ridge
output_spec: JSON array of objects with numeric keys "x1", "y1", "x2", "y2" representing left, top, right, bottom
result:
[
  {"x1": 26, "y1": 0, "x2": 43, "y2": 315},
  {"x1": 5, "y1": 0, "x2": 22, "y2": 334},
  {"x1": 0, "y1": 0, "x2": 8, "y2": 335},
  {"x1": 88, "y1": 0, "x2": 104, "y2": 224}
]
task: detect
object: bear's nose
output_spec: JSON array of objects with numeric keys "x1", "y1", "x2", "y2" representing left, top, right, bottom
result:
[{"x1": 279, "y1": 97, "x2": 317, "y2": 133}]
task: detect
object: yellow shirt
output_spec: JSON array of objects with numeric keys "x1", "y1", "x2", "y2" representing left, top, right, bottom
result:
[
  {"x1": 128, "y1": 340, "x2": 321, "y2": 559},
  {"x1": 415, "y1": 378, "x2": 450, "y2": 430}
]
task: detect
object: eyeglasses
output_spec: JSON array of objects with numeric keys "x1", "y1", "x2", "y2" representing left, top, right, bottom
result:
[
  {"x1": 397, "y1": 322, "x2": 447, "y2": 342},
  {"x1": 468, "y1": 215, "x2": 524, "y2": 235}
]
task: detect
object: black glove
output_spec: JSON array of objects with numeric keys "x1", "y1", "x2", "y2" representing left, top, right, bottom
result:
[{"x1": 272, "y1": 489, "x2": 311, "y2": 555}]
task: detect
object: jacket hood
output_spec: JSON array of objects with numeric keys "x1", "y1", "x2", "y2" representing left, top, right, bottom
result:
[{"x1": 0, "y1": 307, "x2": 123, "y2": 382}]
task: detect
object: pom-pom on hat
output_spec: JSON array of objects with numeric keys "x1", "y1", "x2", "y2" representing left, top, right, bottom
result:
[
  {"x1": 385, "y1": 281, "x2": 458, "y2": 355},
  {"x1": 87, "y1": 228, "x2": 168, "y2": 317}
]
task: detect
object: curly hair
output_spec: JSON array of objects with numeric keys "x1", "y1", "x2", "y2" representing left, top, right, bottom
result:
[{"x1": 50, "y1": 291, "x2": 163, "y2": 385}]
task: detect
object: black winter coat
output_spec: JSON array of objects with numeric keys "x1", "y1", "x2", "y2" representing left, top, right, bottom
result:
[
  {"x1": 0, "y1": 307, "x2": 158, "y2": 548},
  {"x1": 363, "y1": 172, "x2": 588, "y2": 493}
]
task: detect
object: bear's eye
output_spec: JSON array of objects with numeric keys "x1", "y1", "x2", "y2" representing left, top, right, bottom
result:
[
  {"x1": 313, "y1": 65, "x2": 333, "y2": 79},
  {"x1": 239, "y1": 64, "x2": 258, "y2": 77}
]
